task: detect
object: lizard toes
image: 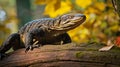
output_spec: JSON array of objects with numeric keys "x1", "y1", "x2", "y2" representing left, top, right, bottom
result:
[
  {"x1": 25, "y1": 47, "x2": 29, "y2": 53},
  {"x1": 25, "y1": 46, "x2": 30, "y2": 53},
  {"x1": 30, "y1": 46, "x2": 34, "y2": 51},
  {"x1": 25, "y1": 45, "x2": 34, "y2": 53}
]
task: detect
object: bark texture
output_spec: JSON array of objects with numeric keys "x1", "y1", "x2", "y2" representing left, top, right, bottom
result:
[{"x1": 0, "y1": 43, "x2": 120, "y2": 67}]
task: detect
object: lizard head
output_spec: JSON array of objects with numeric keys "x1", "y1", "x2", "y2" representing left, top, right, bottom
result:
[{"x1": 54, "y1": 14, "x2": 86, "y2": 31}]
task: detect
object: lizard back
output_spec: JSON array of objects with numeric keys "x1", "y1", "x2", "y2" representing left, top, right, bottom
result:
[{"x1": 18, "y1": 18, "x2": 56, "y2": 35}]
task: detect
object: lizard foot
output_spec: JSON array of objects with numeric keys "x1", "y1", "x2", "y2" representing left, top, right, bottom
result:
[
  {"x1": 25, "y1": 45, "x2": 34, "y2": 53},
  {"x1": 25, "y1": 44, "x2": 42, "y2": 53},
  {"x1": 33, "y1": 44, "x2": 42, "y2": 48}
]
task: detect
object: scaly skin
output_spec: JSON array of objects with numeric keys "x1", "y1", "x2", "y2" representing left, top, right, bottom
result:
[{"x1": 0, "y1": 14, "x2": 86, "y2": 58}]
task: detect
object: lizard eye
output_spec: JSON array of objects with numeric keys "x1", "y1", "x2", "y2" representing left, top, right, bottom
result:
[
  {"x1": 67, "y1": 15, "x2": 74, "y2": 19},
  {"x1": 60, "y1": 14, "x2": 74, "y2": 21},
  {"x1": 62, "y1": 14, "x2": 73, "y2": 19}
]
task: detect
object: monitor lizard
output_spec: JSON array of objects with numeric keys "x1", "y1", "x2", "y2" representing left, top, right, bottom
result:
[{"x1": 0, "y1": 14, "x2": 86, "y2": 59}]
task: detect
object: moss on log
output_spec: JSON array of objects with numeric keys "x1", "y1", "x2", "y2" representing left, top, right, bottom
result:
[{"x1": 0, "y1": 43, "x2": 120, "y2": 67}]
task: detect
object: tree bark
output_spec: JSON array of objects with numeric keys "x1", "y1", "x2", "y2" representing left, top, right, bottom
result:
[
  {"x1": 112, "y1": 0, "x2": 120, "y2": 17},
  {"x1": 0, "y1": 43, "x2": 120, "y2": 67}
]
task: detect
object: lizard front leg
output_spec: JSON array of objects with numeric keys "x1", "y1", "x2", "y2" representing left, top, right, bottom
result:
[{"x1": 25, "y1": 28, "x2": 45, "y2": 52}]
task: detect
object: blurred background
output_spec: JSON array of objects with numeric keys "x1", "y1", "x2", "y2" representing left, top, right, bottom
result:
[{"x1": 0, "y1": 0, "x2": 119, "y2": 45}]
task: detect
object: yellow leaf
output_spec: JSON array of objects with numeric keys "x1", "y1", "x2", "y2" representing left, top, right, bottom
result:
[
  {"x1": 44, "y1": 4, "x2": 55, "y2": 16},
  {"x1": 55, "y1": 1, "x2": 72, "y2": 15},
  {"x1": 68, "y1": 25, "x2": 90, "y2": 43},
  {"x1": 35, "y1": 0, "x2": 59, "y2": 6},
  {"x1": 94, "y1": 2, "x2": 106, "y2": 11},
  {"x1": 44, "y1": 0, "x2": 72, "y2": 18},
  {"x1": 72, "y1": 36, "x2": 80, "y2": 43},
  {"x1": 53, "y1": 0, "x2": 61, "y2": 10},
  {"x1": 75, "y1": 0, "x2": 92, "y2": 8},
  {"x1": 86, "y1": 7, "x2": 100, "y2": 14},
  {"x1": 110, "y1": 25, "x2": 119, "y2": 32},
  {"x1": 35, "y1": 0, "x2": 46, "y2": 5},
  {"x1": 78, "y1": 28, "x2": 89, "y2": 39},
  {"x1": 45, "y1": 0, "x2": 57, "y2": 4}
]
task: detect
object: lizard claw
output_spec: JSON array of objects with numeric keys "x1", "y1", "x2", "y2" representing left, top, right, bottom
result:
[{"x1": 25, "y1": 45, "x2": 34, "y2": 53}]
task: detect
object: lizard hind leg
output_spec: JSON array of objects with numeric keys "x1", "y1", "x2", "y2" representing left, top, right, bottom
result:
[
  {"x1": 0, "y1": 33, "x2": 21, "y2": 53},
  {"x1": 52, "y1": 33, "x2": 71, "y2": 45},
  {"x1": 59, "y1": 33, "x2": 71, "y2": 44}
]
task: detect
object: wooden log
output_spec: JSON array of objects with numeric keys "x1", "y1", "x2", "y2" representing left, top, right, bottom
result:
[{"x1": 0, "y1": 43, "x2": 120, "y2": 67}]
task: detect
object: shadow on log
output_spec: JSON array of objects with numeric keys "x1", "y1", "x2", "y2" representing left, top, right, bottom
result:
[{"x1": 0, "y1": 43, "x2": 120, "y2": 67}]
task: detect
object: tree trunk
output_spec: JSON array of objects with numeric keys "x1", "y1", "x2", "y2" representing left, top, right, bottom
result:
[
  {"x1": 112, "y1": 0, "x2": 120, "y2": 17},
  {"x1": 0, "y1": 43, "x2": 120, "y2": 67}
]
